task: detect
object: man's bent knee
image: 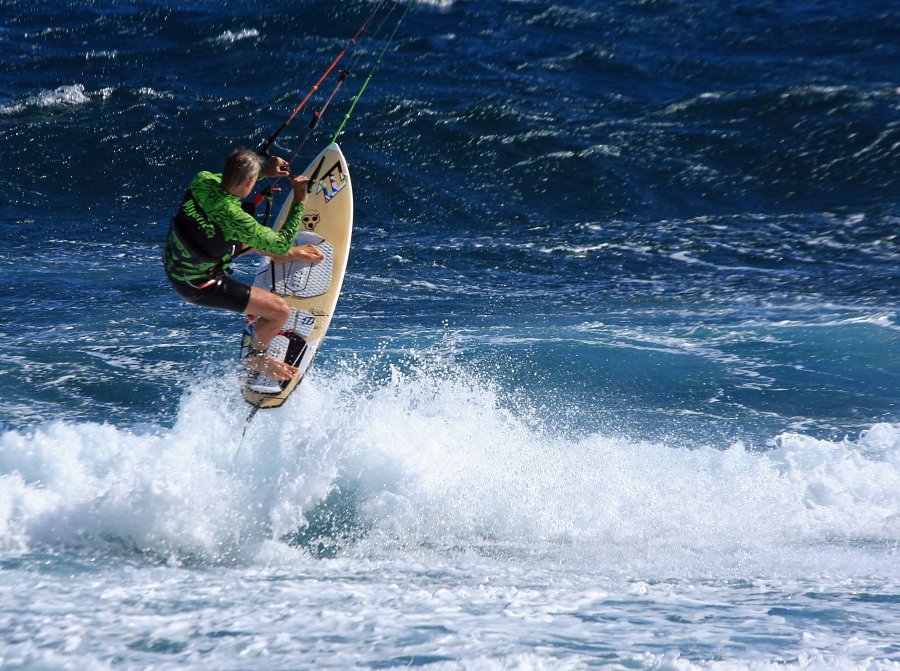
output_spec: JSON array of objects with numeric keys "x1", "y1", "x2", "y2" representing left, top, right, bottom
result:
[
  {"x1": 247, "y1": 287, "x2": 290, "y2": 321},
  {"x1": 271, "y1": 296, "x2": 290, "y2": 322}
]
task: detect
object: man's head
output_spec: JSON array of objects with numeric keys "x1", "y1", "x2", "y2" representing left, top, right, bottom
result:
[{"x1": 222, "y1": 148, "x2": 262, "y2": 197}]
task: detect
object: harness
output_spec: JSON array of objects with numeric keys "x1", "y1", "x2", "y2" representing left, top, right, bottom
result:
[{"x1": 167, "y1": 189, "x2": 239, "y2": 286}]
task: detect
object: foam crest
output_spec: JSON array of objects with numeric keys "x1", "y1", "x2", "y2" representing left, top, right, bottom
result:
[
  {"x1": 0, "y1": 84, "x2": 90, "y2": 114},
  {"x1": 345, "y1": 367, "x2": 900, "y2": 575},
  {"x1": 0, "y1": 359, "x2": 898, "y2": 577},
  {"x1": 310, "y1": 361, "x2": 900, "y2": 576},
  {"x1": 0, "y1": 376, "x2": 324, "y2": 562},
  {"x1": 214, "y1": 28, "x2": 259, "y2": 43}
]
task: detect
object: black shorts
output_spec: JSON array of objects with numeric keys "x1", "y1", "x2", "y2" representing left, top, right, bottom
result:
[{"x1": 169, "y1": 275, "x2": 252, "y2": 314}]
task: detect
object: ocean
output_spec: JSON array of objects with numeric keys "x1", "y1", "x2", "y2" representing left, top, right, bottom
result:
[{"x1": 1, "y1": 0, "x2": 898, "y2": 668}]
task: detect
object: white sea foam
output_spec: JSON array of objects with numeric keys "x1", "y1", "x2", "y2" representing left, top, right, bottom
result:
[
  {"x1": 214, "y1": 28, "x2": 259, "y2": 43},
  {"x1": 0, "y1": 83, "x2": 90, "y2": 114},
  {"x1": 416, "y1": 0, "x2": 454, "y2": 8},
  {"x1": 764, "y1": 311, "x2": 900, "y2": 332},
  {"x1": 1, "y1": 362, "x2": 898, "y2": 581},
  {"x1": 1, "y1": 360, "x2": 899, "y2": 667}
]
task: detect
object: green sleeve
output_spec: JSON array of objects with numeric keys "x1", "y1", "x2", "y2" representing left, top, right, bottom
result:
[
  {"x1": 192, "y1": 172, "x2": 304, "y2": 255},
  {"x1": 216, "y1": 198, "x2": 305, "y2": 255}
]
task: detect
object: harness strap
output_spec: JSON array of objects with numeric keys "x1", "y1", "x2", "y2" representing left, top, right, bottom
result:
[
  {"x1": 172, "y1": 193, "x2": 232, "y2": 260},
  {"x1": 187, "y1": 276, "x2": 221, "y2": 290},
  {"x1": 169, "y1": 188, "x2": 238, "y2": 279}
]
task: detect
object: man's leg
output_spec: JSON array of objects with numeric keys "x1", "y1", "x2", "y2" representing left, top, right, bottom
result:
[{"x1": 243, "y1": 286, "x2": 298, "y2": 381}]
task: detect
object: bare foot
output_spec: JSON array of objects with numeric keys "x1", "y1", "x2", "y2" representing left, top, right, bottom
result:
[{"x1": 245, "y1": 353, "x2": 298, "y2": 381}]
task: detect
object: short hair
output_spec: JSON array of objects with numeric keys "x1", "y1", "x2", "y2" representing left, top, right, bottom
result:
[{"x1": 222, "y1": 148, "x2": 262, "y2": 190}]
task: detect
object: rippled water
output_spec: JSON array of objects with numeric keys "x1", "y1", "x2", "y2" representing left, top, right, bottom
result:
[{"x1": 1, "y1": 0, "x2": 898, "y2": 668}]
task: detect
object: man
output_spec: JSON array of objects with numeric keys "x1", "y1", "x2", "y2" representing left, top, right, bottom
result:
[{"x1": 164, "y1": 147, "x2": 325, "y2": 385}]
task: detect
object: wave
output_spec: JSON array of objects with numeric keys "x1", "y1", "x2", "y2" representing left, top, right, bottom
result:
[
  {"x1": 213, "y1": 28, "x2": 259, "y2": 44},
  {"x1": 0, "y1": 84, "x2": 90, "y2": 115},
  {"x1": 413, "y1": 0, "x2": 455, "y2": 7},
  {"x1": 0, "y1": 359, "x2": 897, "y2": 577}
]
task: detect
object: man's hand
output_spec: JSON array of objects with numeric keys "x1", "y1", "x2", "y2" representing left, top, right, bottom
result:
[
  {"x1": 285, "y1": 244, "x2": 325, "y2": 264},
  {"x1": 292, "y1": 174, "x2": 310, "y2": 206},
  {"x1": 251, "y1": 244, "x2": 325, "y2": 264},
  {"x1": 263, "y1": 244, "x2": 325, "y2": 265},
  {"x1": 262, "y1": 156, "x2": 290, "y2": 178}
]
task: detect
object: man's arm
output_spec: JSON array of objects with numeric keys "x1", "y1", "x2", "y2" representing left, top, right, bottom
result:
[
  {"x1": 247, "y1": 244, "x2": 326, "y2": 265},
  {"x1": 219, "y1": 175, "x2": 310, "y2": 256}
]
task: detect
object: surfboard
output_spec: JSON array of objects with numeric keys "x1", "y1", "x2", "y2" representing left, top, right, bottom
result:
[{"x1": 240, "y1": 142, "x2": 353, "y2": 408}]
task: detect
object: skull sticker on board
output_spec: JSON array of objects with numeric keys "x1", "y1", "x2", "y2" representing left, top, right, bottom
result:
[{"x1": 302, "y1": 211, "x2": 320, "y2": 231}]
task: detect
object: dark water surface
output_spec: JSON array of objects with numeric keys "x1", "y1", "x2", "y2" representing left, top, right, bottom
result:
[{"x1": 1, "y1": 1, "x2": 898, "y2": 668}]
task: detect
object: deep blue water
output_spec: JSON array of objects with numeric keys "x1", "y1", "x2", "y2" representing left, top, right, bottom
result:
[{"x1": 1, "y1": 1, "x2": 899, "y2": 669}]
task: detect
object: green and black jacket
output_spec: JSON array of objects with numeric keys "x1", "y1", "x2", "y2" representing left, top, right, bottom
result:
[{"x1": 163, "y1": 171, "x2": 303, "y2": 283}]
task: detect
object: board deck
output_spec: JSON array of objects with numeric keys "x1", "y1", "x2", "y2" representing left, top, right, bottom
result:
[{"x1": 240, "y1": 143, "x2": 353, "y2": 408}]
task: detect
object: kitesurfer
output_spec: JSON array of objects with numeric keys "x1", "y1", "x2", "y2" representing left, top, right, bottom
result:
[{"x1": 163, "y1": 148, "x2": 325, "y2": 384}]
